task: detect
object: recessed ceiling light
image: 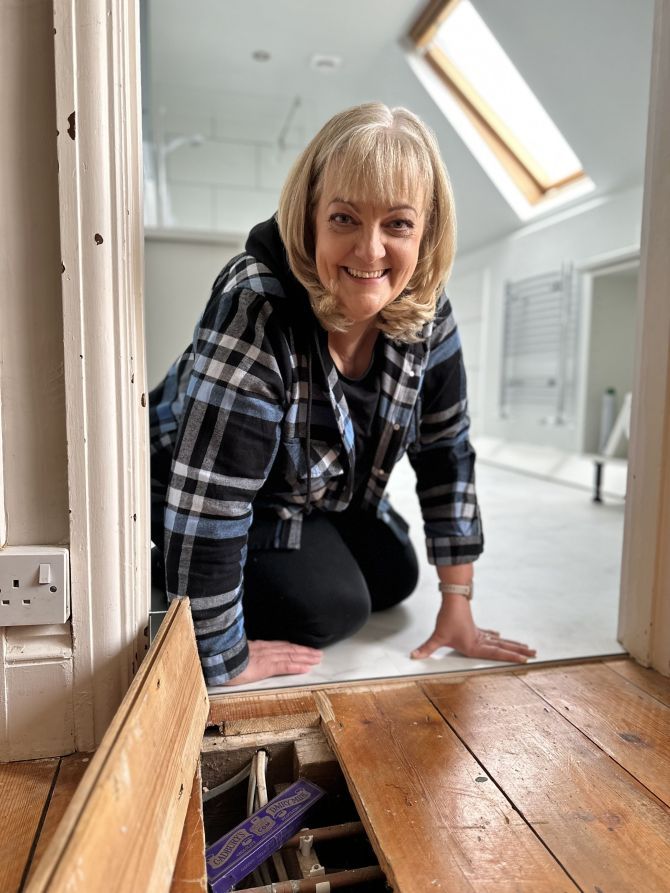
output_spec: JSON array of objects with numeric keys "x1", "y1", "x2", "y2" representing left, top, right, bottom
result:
[
  {"x1": 252, "y1": 50, "x2": 271, "y2": 62},
  {"x1": 310, "y1": 54, "x2": 343, "y2": 72}
]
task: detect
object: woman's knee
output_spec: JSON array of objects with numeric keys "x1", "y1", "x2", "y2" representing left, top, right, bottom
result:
[{"x1": 291, "y1": 583, "x2": 371, "y2": 648}]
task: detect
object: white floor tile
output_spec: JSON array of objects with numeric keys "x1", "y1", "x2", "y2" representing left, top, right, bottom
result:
[{"x1": 210, "y1": 458, "x2": 625, "y2": 695}]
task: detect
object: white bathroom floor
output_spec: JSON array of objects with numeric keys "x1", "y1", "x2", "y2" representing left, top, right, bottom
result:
[{"x1": 211, "y1": 457, "x2": 626, "y2": 694}]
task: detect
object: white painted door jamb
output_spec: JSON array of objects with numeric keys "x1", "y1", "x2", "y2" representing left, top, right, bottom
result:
[
  {"x1": 53, "y1": 0, "x2": 150, "y2": 749},
  {"x1": 618, "y1": 0, "x2": 670, "y2": 675}
]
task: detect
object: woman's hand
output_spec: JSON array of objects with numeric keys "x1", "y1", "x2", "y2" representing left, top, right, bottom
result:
[
  {"x1": 225, "y1": 639, "x2": 323, "y2": 686},
  {"x1": 410, "y1": 594, "x2": 536, "y2": 664}
]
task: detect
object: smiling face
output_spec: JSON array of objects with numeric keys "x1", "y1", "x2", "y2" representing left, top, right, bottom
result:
[{"x1": 313, "y1": 172, "x2": 426, "y2": 328}]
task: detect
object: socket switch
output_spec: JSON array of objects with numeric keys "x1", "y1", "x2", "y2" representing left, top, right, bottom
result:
[{"x1": 0, "y1": 546, "x2": 70, "y2": 626}]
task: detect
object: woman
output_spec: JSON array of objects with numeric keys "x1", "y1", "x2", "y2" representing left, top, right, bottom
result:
[{"x1": 149, "y1": 103, "x2": 535, "y2": 686}]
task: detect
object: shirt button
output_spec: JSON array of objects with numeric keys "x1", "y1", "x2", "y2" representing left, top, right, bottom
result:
[{"x1": 393, "y1": 423, "x2": 400, "y2": 431}]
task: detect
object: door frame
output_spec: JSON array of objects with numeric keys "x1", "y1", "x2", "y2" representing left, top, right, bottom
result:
[
  {"x1": 53, "y1": 0, "x2": 150, "y2": 749},
  {"x1": 617, "y1": 0, "x2": 670, "y2": 673},
  {"x1": 52, "y1": 0, "x2": 670, "y2": 761}
]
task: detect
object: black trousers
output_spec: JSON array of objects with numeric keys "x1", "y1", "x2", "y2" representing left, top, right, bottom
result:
[
  {"x1": 243, "y1": 504, "x2": 419, "y2": 647},
  {"x1": 152, "y1": 504, "x2": 419, "y2": 648}
]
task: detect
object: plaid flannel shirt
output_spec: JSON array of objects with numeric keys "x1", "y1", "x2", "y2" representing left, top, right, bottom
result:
[{"x1": 150, "y1": 246, "x2": 483, "y2": 685}]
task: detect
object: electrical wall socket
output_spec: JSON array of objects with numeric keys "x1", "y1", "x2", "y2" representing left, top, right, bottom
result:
[{"x1": 0, "y1": 546, "x2": 70, "y2": 626}]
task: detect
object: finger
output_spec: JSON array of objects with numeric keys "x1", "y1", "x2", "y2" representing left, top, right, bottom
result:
[
  {"x1": 485, "y1": 638, "x2": 536, "y2": 656},
  {"x1": 249, "y1": 640, "x2": 323, "y2": 656},
  {"x1": 410, "y1": 635, "x2": 443, "y2": 660},
  {"x1": 485, "y1": 635, "x2": 534, "y2": 651},
  {"x1": 477, "y1": 630, "x2": 535, "y2": 651},
  {"x1": 249, "y1": 639, "x2": 322, "y2": 652},
  {"x1": 477, "y1": 642, "x2": 533, "y2": 664},
  {"x1": 268, "y1": 655, "x2": 322, "y2": 677},
  {"x1": 262, "y1": 650, "x2": 322, "y2": 668}
]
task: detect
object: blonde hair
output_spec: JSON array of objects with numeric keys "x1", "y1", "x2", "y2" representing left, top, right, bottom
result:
[{"x1": 277, "y1": 102, "x2": 456, "y2": 342}]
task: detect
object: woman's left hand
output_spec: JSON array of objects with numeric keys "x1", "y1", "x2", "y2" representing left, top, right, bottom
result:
[{"x1": 410, "y1": 593, "x2": 536, "y2": 663}]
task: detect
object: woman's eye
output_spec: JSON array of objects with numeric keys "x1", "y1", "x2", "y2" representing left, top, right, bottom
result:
[
  {"x1": 330, "y1": 213, "x2": 353, "y2": 225},
  {"x1": 388, "y1": 219, "x2": 414, "y2": 231}
]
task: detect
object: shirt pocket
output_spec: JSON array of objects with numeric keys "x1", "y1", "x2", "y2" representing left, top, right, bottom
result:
[{"x1": 282, "y1": 437, "x2": 345, "y2": 492}]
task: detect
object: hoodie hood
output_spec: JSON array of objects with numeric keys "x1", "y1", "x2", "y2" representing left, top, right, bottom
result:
[
  {"x1": 245, "y1": 215, "x2": 313, "y2": 321},
  {"x1": 246, "y1": 215, "x2": 319, "y2": 514}
]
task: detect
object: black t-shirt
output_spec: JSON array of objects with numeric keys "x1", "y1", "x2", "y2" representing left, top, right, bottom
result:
[{"x1": 337, "y1": 340, "x2": 383, "y2": 502}]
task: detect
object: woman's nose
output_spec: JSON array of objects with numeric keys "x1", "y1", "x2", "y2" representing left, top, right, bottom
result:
[{"x1": 354, "y1": 225, "x2": 385, "y2": 264}]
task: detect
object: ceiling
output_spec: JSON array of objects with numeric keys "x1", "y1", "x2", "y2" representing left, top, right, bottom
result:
[{"x1": 146, "y1": 0, "x2": 655, "y2": 254}]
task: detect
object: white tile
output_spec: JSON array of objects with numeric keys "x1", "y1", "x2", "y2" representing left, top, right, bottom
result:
[
  {"x1": 167, "y1": 139, "x2": 256, "y2": 188},
  {"x1": 258, "y1": 145, "x2": 301, "y2": 191},
  {"x1": 168, "y1": 183, "x2": 215, "y2": 230},
  {"x1": 215, "y1": 188, "x2": 279, "y2": 233}
]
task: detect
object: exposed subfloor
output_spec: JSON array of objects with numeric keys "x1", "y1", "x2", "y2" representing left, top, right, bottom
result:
[{"x1": 214, "y1": 459, "x2": 625, "y2": 694}]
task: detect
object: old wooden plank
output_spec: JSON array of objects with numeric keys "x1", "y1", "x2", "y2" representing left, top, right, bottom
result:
[
  {"x1": 25, "y1": 599, "x2": 209, "y2": 893},
  {"x1": 317, "y1": 684, "x2": 578, "y2": 893},
  {"x1": 424, "y1": 674, "x2": 670, "y2": 893},
  {"x1": 293, "y1": 735, "x2": 342, "y2": 793},
  {"x1": 170, "y1": 763, "x2": 206, "y2": 893},
  {"x1": 604, "y1": 659, "x2": 670, "y2": 707},
  {"x1": 0, "y1": 758, "x2": 59, "y2": 893},
  {"x1": 26, "y1": 754, "x2": 93, "y2": 884},
  {"x1": 207, "y1": 692, "x2": 319, "y2": 735},
  {"x1": 521, "y1": 663, "x2": 670, "y2": 807}
]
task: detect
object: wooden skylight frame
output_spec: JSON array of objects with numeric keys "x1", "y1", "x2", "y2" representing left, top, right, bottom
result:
[{"x1": 409, "y1": 0, "x2": 587, "y2": 205}]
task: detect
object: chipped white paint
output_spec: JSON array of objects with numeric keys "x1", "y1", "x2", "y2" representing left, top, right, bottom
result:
[
  {"x1": 618, "y1": 0, "x2": 670, "y2": 675},
  {"x1": 0, "y1": 0, "x2": 73, "y2": 761},
  {"x1": 53, "y1": 0, "x2": 150, "y2": 748}
]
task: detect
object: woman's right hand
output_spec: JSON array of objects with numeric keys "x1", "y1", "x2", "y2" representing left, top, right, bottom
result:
[{"x1": 225, "y1": 639, "x2": 323, "y2": 686}]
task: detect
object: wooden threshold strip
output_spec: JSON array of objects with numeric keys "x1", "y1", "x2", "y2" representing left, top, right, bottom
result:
[{"x1": 25, "y1": 599, "x2": 209, "y2": 893}]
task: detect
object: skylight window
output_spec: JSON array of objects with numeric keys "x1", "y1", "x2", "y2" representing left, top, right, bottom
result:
[{"x1": 409, "y1": 0, "x2": 593, "y2": 216}]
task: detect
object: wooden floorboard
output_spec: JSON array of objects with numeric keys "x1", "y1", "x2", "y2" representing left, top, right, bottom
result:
[
  {"x1": 7, "y1": 657, "x2": 670, "y2": 893},
  {"x1": 25, "y1": 754, "x2": 92, "y2": 886},
  {"x1": 207, "y1": 691, "x2": 319, "y2": 736},
  {"x1": 423, "y1": 671, "x2": 670, "y2": 893},
  {"x1": 0, "y1": 758, "x2": 59, "y2": 893},
  {"x1": 25, "y1": 599, "x2": 209, "y2": 893},
  {"x1": 318, "y1": 683, "x2": 578, "y2": 892},
  {"x1": 170, "y1": 763, "x2": 206, "y2": 892},
  {"x1": 519, "y1": 663, "x2": 670, "y2": 807},
  {"x1": 604, "y1": 658, "x2": 670, "y2": 706}
]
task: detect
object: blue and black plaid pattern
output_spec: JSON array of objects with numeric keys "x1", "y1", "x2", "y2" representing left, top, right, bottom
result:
[{"x1": 150, "y1": 253, "x2": 483, "y2": 684}]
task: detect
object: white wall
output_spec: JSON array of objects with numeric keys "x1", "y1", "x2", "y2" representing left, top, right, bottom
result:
[
  {"x1": 447, "y1": 267, "x2": 489, "y2": 436},
  {"x1": 144, "y1": 231, "x2": 245, "y2": 388},
  {"x1": 0, "y1": 0, "x2": 74, "y2": 760},
  {"x1": 582, "y1": 269, "x2": 638, "y2": 455},
  {"x1": 452, "y1": 185, "x2": 644, "y2": 452}
]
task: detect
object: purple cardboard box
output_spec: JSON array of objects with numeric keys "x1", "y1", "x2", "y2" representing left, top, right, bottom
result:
[{"x1": 206, "y1": 778, "x2": 325, "y2": 892}]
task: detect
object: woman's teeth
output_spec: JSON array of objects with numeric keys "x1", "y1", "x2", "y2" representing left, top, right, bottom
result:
[{"x1": 346, "y1": 268, "x2": 387, "y2": 279}]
